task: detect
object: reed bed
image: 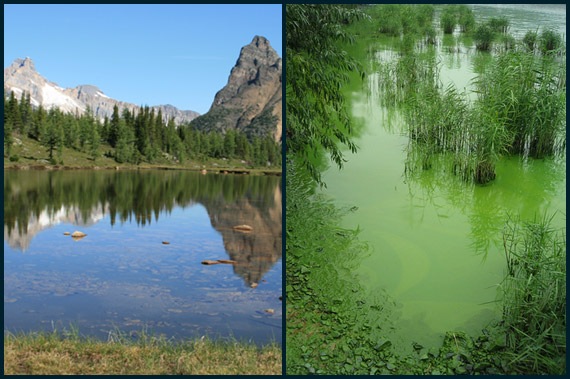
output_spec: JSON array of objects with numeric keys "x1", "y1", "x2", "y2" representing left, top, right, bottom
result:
[
  {"x1": 375, "y1": 24, "x2": 565, "y2": 184},
  {"x1": 500, "y1": 213, "x2": 566, "y2": 374}
]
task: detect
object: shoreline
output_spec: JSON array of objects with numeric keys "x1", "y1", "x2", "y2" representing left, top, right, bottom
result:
[
  {"x1": 4, "y1": 162, "x2": 282, "y2": 176},
  {"x1": 4, "y1": 330, "x2": 282, "y2": 375}
]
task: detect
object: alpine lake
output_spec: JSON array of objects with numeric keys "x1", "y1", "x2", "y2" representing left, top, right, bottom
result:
[
  {"x1": 323, "y1": 4, "x2": 566, "y2": 354},
  {"x1": 4, "y1": 169, "x2": 282, "y2": 346}
]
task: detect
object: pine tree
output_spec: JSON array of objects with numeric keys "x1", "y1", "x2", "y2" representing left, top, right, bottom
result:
[
  {"x1": 235, "y1": 132, "x2": 250, "y2": 160},
  {"x1": 109, "y1": 105, "x2": 120, "y2": 147},
  {"x1": 62, "y1": 114, "x2": 79, "y2": 148},
  {"x1": 223, "y1": 129, "x2": 237, "y2": 158},
  {"x1": 88, "y1": 121, "x2": 100, "y2": 160},
  {"x1": 6, "y1": 92, "x2": 23, "y2": 136},
  {"x1": 44, "y1": 109, "x2": 64, "y2": 162},
  {"x1": 100, "y1": 116, "x2": 110, "y2": 145},
  {"x1": 19, "y1": 92, "x2": 33, "y2": 136},
  {"x1": 115, "y1": 118, "x2": 135, "y2": 163},
  {"x1": 31, "y1": 104, "x2": 47, "y2": 141},
  {"x1": 4, "y1": 94, "x2": 13, "y2": 157}
]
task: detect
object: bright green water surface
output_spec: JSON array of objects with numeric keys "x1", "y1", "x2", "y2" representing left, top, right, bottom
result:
[{"x1": 323, "y1": 4, "x2": 566, "y2": 353}]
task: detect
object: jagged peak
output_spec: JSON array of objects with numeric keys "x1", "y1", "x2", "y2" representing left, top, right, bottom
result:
[
  {"x1": 251, "y1": 35, "x2": 269, "y2": 47},
  {"x1": 76, "y1": 84, "x2": 103, "y2": 96},
  {"x1": 12, "y1": 57, "x2": 36, "y2": 71}
]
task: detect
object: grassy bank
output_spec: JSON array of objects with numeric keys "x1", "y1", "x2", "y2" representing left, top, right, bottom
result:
[
  {"x1": 4, "y1": 135, "x2": 280, "y2": 175},
  {"x1": 4, "y1": 330, "x2": 281, "y2": 375}
]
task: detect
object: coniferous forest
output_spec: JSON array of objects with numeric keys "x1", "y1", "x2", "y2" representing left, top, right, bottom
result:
[{"x1": 4, "y1": 91, "x2": 281, "y2": 168}]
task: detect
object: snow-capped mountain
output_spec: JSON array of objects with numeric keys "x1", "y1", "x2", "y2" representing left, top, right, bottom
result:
[{"x1": 4, "y1": 57, "x2": 200, "y2": 124}]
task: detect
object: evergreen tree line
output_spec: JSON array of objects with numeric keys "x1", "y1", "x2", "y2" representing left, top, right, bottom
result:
[{"x1": 4, "y1": 91, "x2": 281, "y2": 167}]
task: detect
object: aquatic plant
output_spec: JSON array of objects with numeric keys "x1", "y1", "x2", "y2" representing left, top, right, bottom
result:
[
  {"x1": 423, "y1": 25, "x2": 437, "y2": 46},
  {"x1": 457, "y1": 5, "x2": 475, "y2": 33},
  {"x1": 501, "y1": 213, "x2": 566, "y2": 374},
  {"x1": 371, "y1": 4, "x2": 435, "y2": 38},
  {"x1": 473, "y1": 50, "x2": 566, "y2": 159},
  {"x1": 523, "y1": 30, "x2": 538, "y2": 52},
  {"x1": 440, "y1": 7, "x2": 456, "y2": 34},
  {"x1": 539, "y1": 28, "x2": 564, "y2": 55},
  {"x1": 473, "y1": 24, "x2": 494, "y2": 51},
  {"x1": 496, "y1": 33, "x2": 516, "y2": 53},
  {"x1": 488, "y1": 16, "x2": 510, "y2": 34},
  {"x1": 415, "y1": 4, "x2": 435, "y2": 30}
]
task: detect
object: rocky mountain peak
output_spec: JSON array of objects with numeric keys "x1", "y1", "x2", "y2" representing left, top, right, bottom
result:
[
  {"x1": 5, "y1": 57, "x2": 37, "y2": 79},
  {"x1": 14, "y1": 57, "x2": 36, "y2": 71},
  {"x1": 195, "y1": 36, "x2": 282, "y2": 141},
  {"x1": 214, "y1": 36, "x2": 281, "y2": 107}
]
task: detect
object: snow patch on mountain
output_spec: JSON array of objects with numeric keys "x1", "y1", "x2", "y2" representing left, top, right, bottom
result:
[{"x1": 41, "y1": 83, "x2": 85, "y2": 112}]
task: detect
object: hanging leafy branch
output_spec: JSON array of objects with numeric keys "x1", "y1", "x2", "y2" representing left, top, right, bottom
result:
[{"x1": 286, "y1": 4, "x2": 369, "y2": 186}]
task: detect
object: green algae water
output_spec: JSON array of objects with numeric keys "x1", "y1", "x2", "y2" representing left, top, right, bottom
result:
[{"x1": 323, "y1": 4, "x2": 566, "y2": 354}]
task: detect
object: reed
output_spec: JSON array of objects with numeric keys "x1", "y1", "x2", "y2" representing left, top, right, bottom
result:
[
  {"x1": 440, "y1": 6, "x2": 456, "y2": 34},
  {"x1": 473, "y1": 24, "x2": 494, "y2": 51},
  {"x1": 457, "y1": 5, "x2": 475, "y2": 33},
  {"x1": 500, "y1": 213, "x2": 566, "y2": 374},
  {"x1": 376, "y1": 9, "x2": 565, "y2": 185},
  {"x1": 488, "y1": 17, "x2": 510, "y2": 34},
  {"x1": 539, "y1": 28, "x2": 563, "y2": 55},
  {"x1": 473, "y1": 50, "x2": 566, "y2": 159},
  {"x1": 523, "y1": 30, "x2": 538, "y2": 52}
]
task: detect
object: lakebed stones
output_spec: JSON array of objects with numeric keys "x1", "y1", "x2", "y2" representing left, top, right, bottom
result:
[
  {"x1": 64, "y1": 230, "x2": 87, "y2": 240},
  {"x1": 233, "y1": 224, "x2": 253, "y2": 232},
  {"x1": 201, "y1": 259, "x2": 237, "y2": 265}
]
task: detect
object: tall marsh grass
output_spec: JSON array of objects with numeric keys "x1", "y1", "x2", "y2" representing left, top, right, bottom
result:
[
  {"x1": 376, "y1": 24, "x2": 565, "y2": 184},
  {"x1": 500, "y1": 213, "x2": 566, "y2": 374}
]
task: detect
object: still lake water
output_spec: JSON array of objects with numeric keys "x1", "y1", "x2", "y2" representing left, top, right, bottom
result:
[
  {"x1": 4, "y1": 169, "x2": 282, "y2": 345},
  {"x1": 324, "y1": 4, "x2": 566, "y2": 353}
]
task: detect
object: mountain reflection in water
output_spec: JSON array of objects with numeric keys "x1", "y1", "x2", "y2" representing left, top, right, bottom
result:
[
  {"x1": 4, "y1": 170, "x2": 282, "y2": 287},
  {"x1": 4, "y1": 169, "x2": 282, "y2": 345}
]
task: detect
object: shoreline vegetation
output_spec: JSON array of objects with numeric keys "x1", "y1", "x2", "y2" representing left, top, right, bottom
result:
[
  {"x1": 286, "y1": 4, "x2": 565, "y2": 375},
  {"x1": 3, "y1": 328, "x2": 281, "y2": 375},
  {"x1": 4, "y1": 135, "x2": 280, "y2": 176},
  {"x1": 4, "y1": 90, "x2": 282, "y2": 176}
]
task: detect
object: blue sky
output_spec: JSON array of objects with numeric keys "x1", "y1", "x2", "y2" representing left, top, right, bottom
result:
[{"x1": 4, "y1": 4, "x2": 282, "y2": 114}]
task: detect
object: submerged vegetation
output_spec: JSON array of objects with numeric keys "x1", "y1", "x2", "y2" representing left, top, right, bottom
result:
[{"x1": 287, "y1": 3, "x2": 566, "y2": 375}]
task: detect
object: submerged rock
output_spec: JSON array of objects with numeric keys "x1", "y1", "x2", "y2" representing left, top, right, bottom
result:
[
  {"x1": 71, "y1": 231, "x2": 87, "y2": 240},
  {"x1": 216, "y1": 259, "x2": 237, "y2": 264},
  {"x1": 233, "y1": 224, "x2": 253, "y2": 232},
  {"x1": 201, "y1": 260, "x2": 220, "y2": 265},
  {"x1": 201, "y1": 259, "x2": 237, "y2": 265}
]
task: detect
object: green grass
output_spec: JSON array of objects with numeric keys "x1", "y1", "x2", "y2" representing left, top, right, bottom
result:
[{"x1": 4, "y1": 327, "x2": 281, "y2": 375}]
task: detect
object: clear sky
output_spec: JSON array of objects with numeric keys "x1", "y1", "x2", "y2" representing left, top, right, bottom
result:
[{"x1": 4, "y1": 4, "x2": 282, "y2": 115}]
